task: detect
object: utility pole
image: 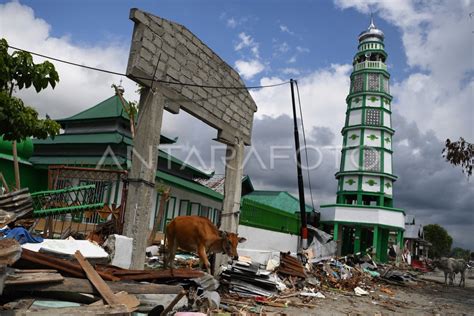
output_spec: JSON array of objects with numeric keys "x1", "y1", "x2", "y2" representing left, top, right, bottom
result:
[{"x1": 290, "y1": 79, "x2": 308, "y2": 249}]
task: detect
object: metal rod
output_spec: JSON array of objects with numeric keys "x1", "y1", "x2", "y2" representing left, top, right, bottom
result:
[{"x1": 290, "y1": 79, "x2": 308, "y2": 249}]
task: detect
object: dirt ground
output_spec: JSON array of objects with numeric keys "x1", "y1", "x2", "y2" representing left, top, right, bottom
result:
[{"x1": 228, "y1": 270, "x2": 474, "y2": 315}]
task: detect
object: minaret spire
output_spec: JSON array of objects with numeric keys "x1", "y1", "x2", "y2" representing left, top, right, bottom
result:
[{"x1": 369, "y1": 13, "x2": 375, "y2": 29}]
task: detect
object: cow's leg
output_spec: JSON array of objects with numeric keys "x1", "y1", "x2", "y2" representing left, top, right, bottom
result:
[
  {"x1": 459, "y1": 271, "x2": 465, "y2": 287},
  {"x1": 197, "y1": 245, "x2": 211, "y2": 274},
  {"x1": 167, "y1": 237, "x2": 177, "y2": 271},
  {"x1": 444, "y1": 271, "x2": 448, "y2": 285}
]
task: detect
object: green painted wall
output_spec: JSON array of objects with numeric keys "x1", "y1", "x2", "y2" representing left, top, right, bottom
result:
[{"x1": 0, "y1": 159, "x2": 48, "y2": 192}]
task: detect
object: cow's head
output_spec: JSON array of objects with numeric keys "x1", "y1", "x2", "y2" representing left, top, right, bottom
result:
[{"x1": 220, "y1": 231, "x2": 246, "y2": 260}]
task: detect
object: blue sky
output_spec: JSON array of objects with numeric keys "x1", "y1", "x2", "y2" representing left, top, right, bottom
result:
[
  {"x1": 19, "y1": 0, "x2": 407, "y2": 82},
  {"x1": 0, "y1": 0, "x2": 472, "y2": 248}
]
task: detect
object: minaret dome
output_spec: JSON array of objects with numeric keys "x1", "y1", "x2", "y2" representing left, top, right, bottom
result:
[{"x1": 358, "y1": 16, "x2": 384, "y2": 42}]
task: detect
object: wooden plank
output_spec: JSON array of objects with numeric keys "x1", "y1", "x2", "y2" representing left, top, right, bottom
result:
[
  {"x1": 13, "y1": 304, "x2": 130, "y2": 315},
  {"x1": 74, "y1": 250, "x2": 120, "y2": 306},
  {"x1": 0, "y1": 239, "x2": 22, "y2": 265},
  {"x1": 114, "y1": 269, "x2": 204, "y2": 281},
  {"x1": 161, "y1": 290, "x2": 186, "y2": 316},
  {"x1": 115, "y1": 291, "x2": 140, "y2": 311},
  {"x1": 14, "y1": 269, "x2": 58, "y2": 274},
  {"x1": 2, "y1": 299, "x2": 35, "y2": 310},
  {"x1": 90, "y1": 291, "x2": 140, "y2": 310},
  {"x1": 5, "y1": 272, "x2": 63, "y2": 285},
  {"x1": 5, "y1": 277, "x2": 183, "y2": 295}
]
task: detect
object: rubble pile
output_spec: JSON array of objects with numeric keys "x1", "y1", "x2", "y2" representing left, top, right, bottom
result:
[
  {"x1": 0, "y1": 187, "x2": 434, "y2": 315},
  {"x1": 0, "y1": 187, "x2": 198, "y2": 315},
  {"x1": 221, "y1": 261, "x2": 279, "y2": 297}
]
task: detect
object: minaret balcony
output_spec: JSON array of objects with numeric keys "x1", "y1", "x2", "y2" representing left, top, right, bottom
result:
[{"x1": 354, "y1": 61, "x2": 387, "y2": 72}]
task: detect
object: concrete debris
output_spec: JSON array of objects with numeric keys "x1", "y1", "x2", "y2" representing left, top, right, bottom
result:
[
  {"x1": 354, "y1": 286, "x2": 369, "y2": 296},
  {"x1": 103, "y1": 234, "x2": 133, "y2": 269}
]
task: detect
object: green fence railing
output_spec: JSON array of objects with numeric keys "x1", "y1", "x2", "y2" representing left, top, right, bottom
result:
[
  {"x1": 240, "y1": 198, "x2": 300, "y2": 234},
  {"x1": 31, "y1": 184, "x2": 104, "y2": 217}
]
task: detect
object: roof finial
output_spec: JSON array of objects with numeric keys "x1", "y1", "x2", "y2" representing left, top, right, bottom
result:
[{"x1": 369, "y1": 12, "x2": 375, "y2": 29}]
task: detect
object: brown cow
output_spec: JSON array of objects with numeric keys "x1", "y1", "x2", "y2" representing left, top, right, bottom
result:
[{"x1": 165, "y1": 215, "x2": 246, "y2": 273}]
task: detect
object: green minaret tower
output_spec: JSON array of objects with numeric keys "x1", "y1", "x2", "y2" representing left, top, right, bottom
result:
[{"x1": 320, "y1": 17, "x2": 405, "y2": 262}]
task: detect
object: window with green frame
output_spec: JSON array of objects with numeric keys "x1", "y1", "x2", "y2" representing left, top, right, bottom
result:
[
  {"x1": 190, "y1": 202, "x2": 200, "y2": 216},
  {"x1": 160, "y1": 197, "x2": 176, "y2": 231},
  {"x1": 152, "y1": 193, "x2": 161, "y2": 228},
  {"x1": 200, "y1": 206, "x2": 210, "y2": 218},
  {"x1": 213, "y1": 208, "x2": 221, "y2": 226},
  {"x1": 179, "y1": 200, "x2": 189, "y2": 216}
]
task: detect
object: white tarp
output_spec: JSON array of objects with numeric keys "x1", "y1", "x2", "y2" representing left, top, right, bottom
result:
[{"x1": 22, "y1": 238, "x2": 109, "y2": 259}]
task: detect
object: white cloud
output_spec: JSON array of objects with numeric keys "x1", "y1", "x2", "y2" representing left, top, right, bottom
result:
[
  {"x1": 281, "y1": 68, "x2": 301, "y2": 76},
  {"x1": 334, "y1": 0, "x2": 473, "y2": 141},
  {"x1": 276, "y1": 41, "x2": 289, "y2": 53},
  {"x1": 250, "y1": 64, "x2": 352, "y2": 138},
  {"x1": 235, "y1": 32, "x2": 253, "y2": 50},
  {"x1": 0, "y1": 1, "x2": 139, "y2": 119},
  {"x1": 296, "y1": 46, "x2": 310, "y2": 53},
  {"x1": 234, "y1": 59, "x2": 265, "y2": 80},
  {"x1": 227, "y1": 17, "x2": 237, "y2": 28},
  {"x1": 288, "y1": 55, "x2": 297, "y2": 63},
  {"x1": 279, "y1": 24, "x2": 295, "y2": 35},
  {"x1": 234, "y1": 32, "x2": 260, "y2": 58}
]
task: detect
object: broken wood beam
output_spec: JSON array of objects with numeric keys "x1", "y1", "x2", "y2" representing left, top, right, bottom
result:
[
  {"x1": 5, "y1": 272, "x2": 63, "y2": 285},
  {"x1": 75, "y1": 251, "x2": 139, "y2": 312},
  {"x1": 12, "y1": 304, "x2": 130, "y2": 315},
  {"x1": 117, "y1": 269, "x2": 204, "y2": 281},
  {"x1": 161, "y1": 290, "x2": 186, "y2": 316},
  {"x1": 20, "y1": 248, "x2": 119, "y2": 281},
  {"x1": 4, "y1": 277, "x2": 184, "y2": 295},
  {"x1": 74, "y1": 250, "x2": 121, "y2": 306}
]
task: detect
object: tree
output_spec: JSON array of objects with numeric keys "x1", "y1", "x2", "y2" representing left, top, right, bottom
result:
[
  {"x1": 450, "y1": 247, "x2": 471, "y2": 261},
  {"x1": 442, "y1": 137, "x2": 474, "y2": 177},
  {"x1": 0, "y1": 38, "x2": 60, "y2": 189},
  {"x1": 423, "y1": 224, "x2": 453, "y2": 258}
]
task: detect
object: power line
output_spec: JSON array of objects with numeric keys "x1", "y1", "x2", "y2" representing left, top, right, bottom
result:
[
  {"x1": 295, "y1": 80, "x2": 316, "y2": 210},
  {"x1": 7, "y1": 45, "x2": 290, "y2": 90}
]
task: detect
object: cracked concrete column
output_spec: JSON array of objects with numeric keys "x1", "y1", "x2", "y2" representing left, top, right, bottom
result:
[
  {"x1": 214, "y1": 140, "x2": 244, "y2": 273},
  {"x1": 123, "y1": 87, "x2": 165, "y2": 269}
]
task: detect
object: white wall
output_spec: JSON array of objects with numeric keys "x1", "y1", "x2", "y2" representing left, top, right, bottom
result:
[
  {"x1": 320, "y1": 205, "x2": 405, "y2": 229},
  {"x1": 237, "y1": 224, "x2": 299, "y2": 264}
]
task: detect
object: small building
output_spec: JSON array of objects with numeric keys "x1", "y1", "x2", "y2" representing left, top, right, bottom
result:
[
  {"x1": 404, "y1": 215, "x2": 430, "y2": 260},
  {"x1": 1, "y1": 91, "x2": 226, "y2": 236},
  {"x1": 238, "y1": 190, "x2": 316, "y2": 263}
]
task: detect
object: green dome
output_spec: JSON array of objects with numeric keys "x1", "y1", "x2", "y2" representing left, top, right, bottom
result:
[{"x1": 0, "y1": 136, "x2": 34, "y2": 159}]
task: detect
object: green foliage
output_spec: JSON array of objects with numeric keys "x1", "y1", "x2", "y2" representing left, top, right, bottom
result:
[
  {"x1": 450, "y1": 247, "x2": 471, "y2": 261},
  {"x1": 0, "y1": 39, "x2": 59, "y2": 93},
  {"x1": 0, "y1": 38, "x2": 60, "y2": 142},
  {"x1": 442, "y1": 137, "x2": 473, "y2": 177},
  {"x1": 0, "y1": 92, "x2": 60, "y2": 141},
  {"x1": 423, "y1": 224, "x2": 453, "y2": 258}
]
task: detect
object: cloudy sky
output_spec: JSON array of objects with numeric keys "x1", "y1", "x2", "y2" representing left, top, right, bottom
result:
[{"x1": 0, "y1": 0, "x2": 472, "y2": 248}]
